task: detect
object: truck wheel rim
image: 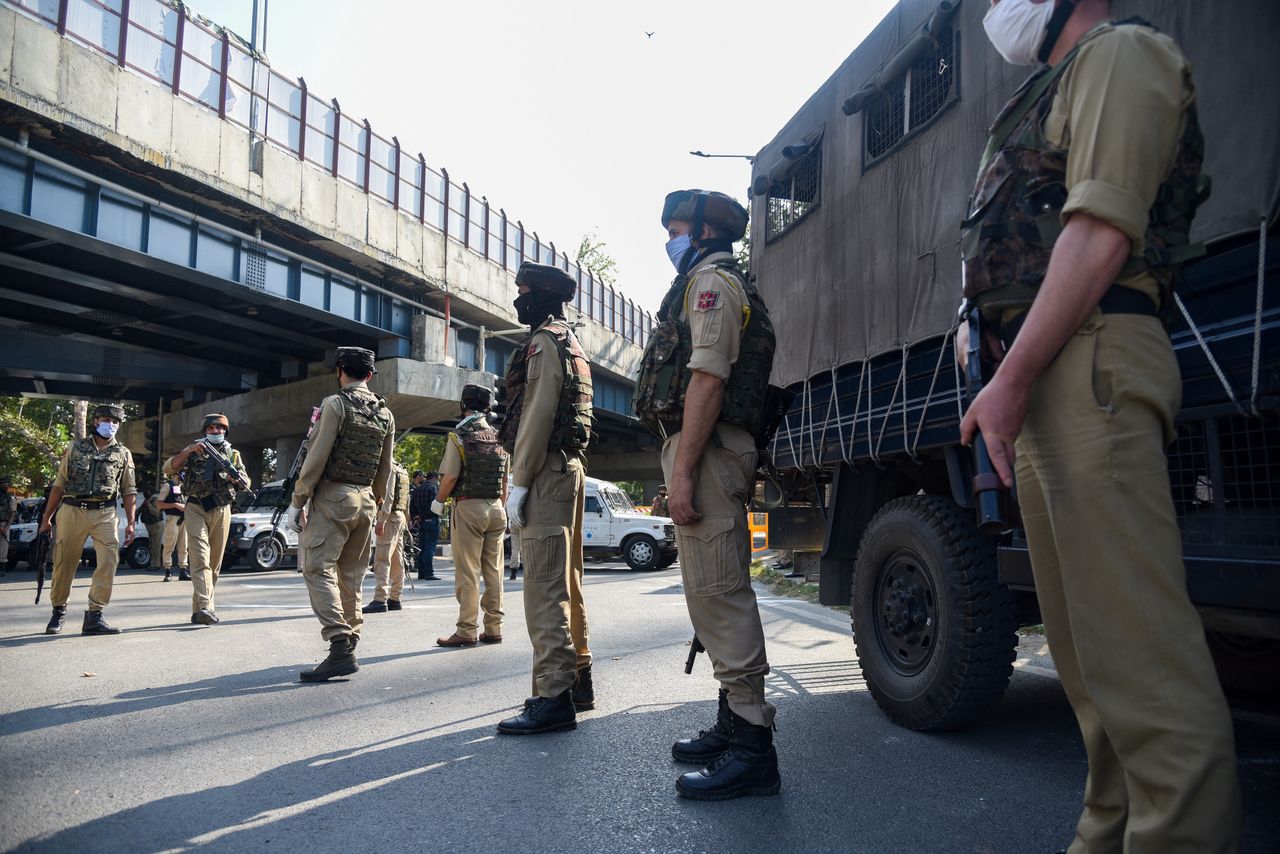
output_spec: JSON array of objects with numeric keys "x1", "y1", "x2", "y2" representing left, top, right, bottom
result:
[{"x1": 873, "y1": 548, "x2": 938, "y2": 676}]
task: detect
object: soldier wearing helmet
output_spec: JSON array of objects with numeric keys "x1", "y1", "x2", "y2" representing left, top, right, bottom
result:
[
  {"x1": 635, "y1": 188, "x2": 780, "y2": 800},
  {"x1": 39, "y1": 403, "x2": 138, "y2": 636},
  {"x1": 496, "y1": 261, "x2": 596, "y2": 735},
  {"x1": 284, "y1": 346, "x2": 396, "y2": 682},
  {"x1": 433, "y1": 383, "x2": 509, "y2": 648},
  {"x1": 164, "y1": 412, "x2": 251, "y2": 626}
]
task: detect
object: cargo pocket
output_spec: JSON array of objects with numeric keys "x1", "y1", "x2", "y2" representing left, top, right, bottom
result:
[
  {"x1": 523, "y1": 525, "x2": 567, "y2": 583},
  {"x1": 679, "y1": 516, "x2": 741, "y2": 597},
  {"x1": 715, "y1": 445, "x2": 758, "y2": 500}
]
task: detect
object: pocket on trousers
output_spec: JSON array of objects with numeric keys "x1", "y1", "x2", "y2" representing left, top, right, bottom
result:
[
  {"x1": 545, "y1": 467, "x2": 578, "y2": 503},
  {"x1": 523, "y1": 525, "x2": 567, "y2": 583},
  {"x1": 714, "y1": 446, "x2": 757, "y2": 499},
  {"x1": 1085, "y1": 318, "x2": 1114, "y2": 413},
  {"x1": 680, "y1": 516, "x2": 741, "y2": 597}
]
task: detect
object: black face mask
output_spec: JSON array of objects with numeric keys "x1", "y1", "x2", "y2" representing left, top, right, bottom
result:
[{"x1": 514, "y1": 292, "x2": 563, "y2": 327}]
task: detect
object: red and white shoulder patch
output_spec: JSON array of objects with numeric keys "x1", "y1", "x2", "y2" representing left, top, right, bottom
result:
[
  {"x1": 695, "y1": 290, "x2": 721, "y2": 311},
  {"x1": 526, "y1": 341, "x2": 543, "y2": 357}
]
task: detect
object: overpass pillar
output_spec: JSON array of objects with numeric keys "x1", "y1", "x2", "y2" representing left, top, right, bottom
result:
[
  {"x1": 275, "y1": 436, "x2": 305, "y2": 482},
  {"x1": 239, "y1": 445, "x2": 265, "y2": 491}
]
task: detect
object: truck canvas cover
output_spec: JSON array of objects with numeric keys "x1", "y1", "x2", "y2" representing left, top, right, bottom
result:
[{"x1": 752, "y1": 0, "x2": 1280, "y2": 389}]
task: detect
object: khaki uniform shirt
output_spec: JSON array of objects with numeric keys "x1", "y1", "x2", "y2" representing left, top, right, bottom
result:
[
  {"x1": 53, "y1": 436, "x2": 137, "y2": 498},
  {"x1": 511, "y1": 319, "x2": 567, "y2": 488},
  {"x1": 1048, "y1": 21, "x2": 1194, "y2": 305},
  {"x1": 679, "y1": 250, "x2": 749, "y2": 382},
  {"x1": 291, "y1": 380, "x2": 396, "y2": 509},
  {"x1": 439, "y1": 435, "x2": 463, "y2": 479}
]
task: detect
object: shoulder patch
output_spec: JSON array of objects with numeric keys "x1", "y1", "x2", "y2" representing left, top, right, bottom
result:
[
  {"x1": 695, "y1": 290, "x2": 721, "y2": 311},
  {"x1": 527, "y1": 341, "x2": 543, "y2": 357}
]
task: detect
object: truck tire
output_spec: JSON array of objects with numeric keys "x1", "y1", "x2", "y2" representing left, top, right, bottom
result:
[
  {"x1": 249, "y1": 533, "x2": 285, "y2": 572},
  {"x1": 622, "y1": 535, "x2": 660, "y2": 571},
  {"x1": 124, "y1": 540, "x2": 151, "y2": 569},
  {"x1": 1206, "y1": 631, "x2": 1280, "y2": 700},
  {"x1": 852, "y1": 495, "x2": 1017, "y2": 731}
]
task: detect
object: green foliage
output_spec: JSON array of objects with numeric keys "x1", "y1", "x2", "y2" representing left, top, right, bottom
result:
[
  {"x1": 0, "y1": 396, "x2": 76, "y2": 494},
  {"x1": 394, "y1": 433, "x2": 448, "y2": 475},
  {"x1": 576, "y1": 230, "x2": 619, "y2": 287},
  {"x1": 735, "y1": 218, "x2": 752, "y2": 277},
  {"x1": 613, "y1": 479, "x2": 644, "y2": 504}
]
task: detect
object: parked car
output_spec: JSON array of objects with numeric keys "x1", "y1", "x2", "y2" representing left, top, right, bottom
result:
[
  {"x1": 581, "y1": 477, "x2": 677, "y2": 571},
  {"x1": 225, "y1": 480, "x2": 298, "y2": 571},
  {"x1": 8, "y1": 499, "x2": 151, "y2": 569}
]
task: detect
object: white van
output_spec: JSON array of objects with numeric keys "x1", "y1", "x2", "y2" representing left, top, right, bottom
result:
[
  {"x1": 7, "y1": 499, "x2": 151, "y2": 569},
  {"x1": 581, "y1": 477, "x2": 677, "y2": 570}
]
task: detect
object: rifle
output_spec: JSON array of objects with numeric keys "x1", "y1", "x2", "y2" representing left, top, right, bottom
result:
[
  {"x1": 270, "y1": 407, "x2": 321, "y2": 537},
  {"x1": 194, "y1": 438, "x2": 250, "y2": 491},
  {"x1": 962, "y1": 303, "x2": 1011, "y2": 535},
  {"x1": 684, "y1": 634, "x2": 705, "y2": 674},
  {"x1": 32, "y1": 530, "x2": 50, "y2": 604}
]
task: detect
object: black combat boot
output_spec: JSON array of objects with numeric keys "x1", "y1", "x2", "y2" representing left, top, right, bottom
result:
[
  {"x1": 675, "y1": 710, "x2": 781, "y2": 801},
  {"x1": 387, "y1": 599, "x2": 402, "y2": 611},
  {"x1": 45, "y1": 606, "x2": 67, "y2": 635},
  {"x1": 81, "y1": 610, "x2": 122, "y2": 635},
  {"x1": 163, "y1": 569, "x2": 172, "y2": 582},
  {"x1": 299, "y1": 636, "x2": 358, "y2": 682},
  {"x1": 496, "y1": 690, "x2": 576, "y2": 735},
  {"x1": 672, "y1": 689, "x2": 731, "y2": 764},
  {"x1": 572, "y1": 666, "x2": 595, "y2": 711},
  {"x1": 361, "y1": 600, "x2": 388, "y2": 614},
  {"x1": 178, "y1": 567, "x2": 191, "y2": 581}
]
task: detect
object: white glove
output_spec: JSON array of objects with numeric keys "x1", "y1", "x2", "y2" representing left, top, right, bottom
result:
[
  {"x1": 285, "y1": 505, "x2": 303, "y2": 533},
  {"x1": 505, "y1": 486, "x2": 529, "y2": 529},
  {"x1": 431, "y1": 499, "x2": 445, "y2": 516}
]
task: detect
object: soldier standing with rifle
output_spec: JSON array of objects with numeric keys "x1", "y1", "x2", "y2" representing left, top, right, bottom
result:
[
  {"x1": 39, "y1": 403, "x2": 137, "y2": 636},
  {"x1": 958, "y1": 1, "x2": 1239, "y2": 850},
  {"x1": 496, "y1": 261, "x2": 595, "y2": 734},
  {"x1": 363, "y1": 459, "x2": 411, "y2": 614},
  {"x1": 284, "y1": 347, "x2": 395, "y2": 682},
  {"x1": 164, "y1": 414, "x2": 251, "y2": 626},
  {"x1": 634, "y1": 189, "x2": 780, "y2": 801}
]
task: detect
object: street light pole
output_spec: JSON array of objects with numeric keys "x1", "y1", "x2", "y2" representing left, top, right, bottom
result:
[{"x1": 689, "y1": 150, "x2": 755, "y2": 163}]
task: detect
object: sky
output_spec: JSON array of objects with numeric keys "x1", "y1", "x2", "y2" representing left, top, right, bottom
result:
[{"x1": 190, "y1": 0, "x2": 899, "y2": 312}]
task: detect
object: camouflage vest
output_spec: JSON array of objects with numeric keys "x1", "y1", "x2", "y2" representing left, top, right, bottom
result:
[
  {"x1": 452, "y1": 416, "x2": 508, "y2": 499},
  {"x1": 323, "y1": 387, "x2": 393, "y2": 487},
  {"x1": 633, "y1": 259, "x2": 776, "y2": 438},
  {"x1": 64, "y1": 437, "x2": 130, "y2": 499},
  {"x1": 389, "y1": 467, "x2": 411, "y2": 516},
  {"x1": 0, "y1": 494, "x2": 14, "y2": 524},
  {"x1": 181, "y1": 442, "x2": 243, "y2": 505},
  {"x1": 498, "y1": 320, "x2": 594, "y2": 454},
  {"x1": 961, "y1": 20, "x2": 1208, "y2": 313}
]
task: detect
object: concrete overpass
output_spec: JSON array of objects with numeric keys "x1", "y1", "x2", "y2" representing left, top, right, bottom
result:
[{"x1": 0, "y1": 0, "x2": 662, "y2": 483}]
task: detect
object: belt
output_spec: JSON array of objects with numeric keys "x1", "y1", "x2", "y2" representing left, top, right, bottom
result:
[
  {"x1": 999, "y1": 286, "x2": 1158, "y2": 350},
  {"x1": 64, "y1": 498, "x2": 115, "y2": 510}
]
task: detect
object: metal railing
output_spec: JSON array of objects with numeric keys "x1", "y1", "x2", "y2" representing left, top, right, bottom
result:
[{"x1": 4, "y1": 0, "x2": 653, "y2": 348}]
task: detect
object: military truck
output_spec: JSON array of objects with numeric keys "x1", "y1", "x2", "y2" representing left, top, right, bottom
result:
[{"x1": 751, "y1": 0, "x2": 1279, "y2": 730}]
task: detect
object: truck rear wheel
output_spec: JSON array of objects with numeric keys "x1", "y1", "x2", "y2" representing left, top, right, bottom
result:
[{"x1": 852, "y1": 495, "x2": 1017, "y2": 731}]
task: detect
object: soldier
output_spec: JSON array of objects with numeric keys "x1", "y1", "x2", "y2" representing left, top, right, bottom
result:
[
  {"x1": 163, "y1": 414, "x2": 251, "y2": 625},
  {"x1": 496, "y1": 261, "x2": 595, "y2": 734},
  {"x1": 363, "y1": 459, "x2": 411, "y2": 614},
  {"x1": 156, "y1": 475, "x2": 188, "y2": 581},
  {"x1": 959, "y1": 1, "x2": 1240, "y2": 849},
  {"x1": 284, "y1": 346, "x2": 395, "y2": 682},
  {"x1": 434, "y1": 384, "x2": 509, "y2": 647},
  {"x1": 38, "y1": 403, "x2": 137, "y2": 636},
  {"x1": 139, "y1": 488, "x2": 165, "y2": 572},
  {"x1": 650, "y1": 484, "x2": 669, "y2": 518},
  {"x1": 634, "y1": 189, "x2": 779, "y2": 800},
  {"x1": 0, "y1": 476, "x2": 16, "y2": 569},
  {"x1": 410, "y1": 470, "x2": 441, "y2": 580}
]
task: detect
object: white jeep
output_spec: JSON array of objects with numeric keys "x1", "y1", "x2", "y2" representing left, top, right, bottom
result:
[
  {"x1": 581, "y1": 477, "x2": 677, "y2": 570},
  {"x1": 225, "y1": 480, "x2": 299, "y2": 571}
]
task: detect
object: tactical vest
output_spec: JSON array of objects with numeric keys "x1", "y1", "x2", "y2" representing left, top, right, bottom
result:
[
  {"x1": 161, "y1": 481, "x2": 185, "y2": 517},
  {"x1": 181, "y1": 443, "x2": 243, "y2": 506},
  {"x1": 322, "y1": 387, "x2": 393, "y2": 487},
  {"x1": 64, "y1": 437, "x2": 130, "y2": 499},
  {"x1": 498, "y1": 320, "x2": 594, "y2": 454},
  {"x1": 0, "y1": 495, "x2": 14, "y2": 524},
  {"x1": 633, "y1": 258, "x2": 776, "y2": 439},
  {"x1": 390, "y1": 468, "x2": 411, "y2": 516},
  {"x1": 452, "y1": 416, "x2": 508, "y2": 499},
  {"x1": 961, "y1": 20, "x2": 1208, "y2": 314}
]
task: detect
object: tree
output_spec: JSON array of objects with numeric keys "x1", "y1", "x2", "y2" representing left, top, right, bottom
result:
[
  {"x1": 0, "y1": 396, "x2": 76, "y2": 494},
  {"x1": 394, "y1": 433, "x2": 448, "y2": 475},
  {"x1": 576, "y1": 230, "x2": 620, "y2": 286}
]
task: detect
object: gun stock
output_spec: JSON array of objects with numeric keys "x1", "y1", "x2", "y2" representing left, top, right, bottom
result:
[{"x1": 964, "y1": 307, "x2": 1011, "y2": 535}]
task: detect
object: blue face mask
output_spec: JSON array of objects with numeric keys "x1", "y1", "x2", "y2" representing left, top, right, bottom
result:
[
  {"x1": 665, "y1": 234, "x2": 693, "y2": 272},
  {"x1": 95, "y1": 421, "x2": 118, "y2": 439}
]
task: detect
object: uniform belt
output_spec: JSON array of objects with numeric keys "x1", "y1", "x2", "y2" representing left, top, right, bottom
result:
[
  {"x1": 64, "y1": 497, "x2": 115, "y2": 510},
  {"x1": 999, "y1": 286, "x2": 1158, "y2": 350}
]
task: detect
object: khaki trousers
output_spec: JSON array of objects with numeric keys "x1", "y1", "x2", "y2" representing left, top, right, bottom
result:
[
  {"x1": 521, "y1": 455, "x2": 590, "y2": 697},
  {"x1": 1015, "y1": 313, "x2": 1240, "y2": 854},
  {"x1": 372, "y1": 511, "x2": 406, "y2": 603},
  {"x1": 0, "y1": 530, "x2": 8, "y2": 565},
  {"x1": 302, "y1": 481, "x2": 376, "y2": 642},
  {"x1": 185, "y1": 501, "x2": 231, "y2": 613},
  {"x1": 162, "y1": 515, "x2": 188, "y2": 568},
  {"x1": 662, "y1": 423, "x2": 775, "y2": 727},
  {"x1": 146, "y1": 522, "x2": 166, "y2": 568},
  {"x1": 451, "y1": 497, "x2": 506, "y2": 638},
  {"x1": 50, "y1": 504, "x2": 118, "y2": 611}
]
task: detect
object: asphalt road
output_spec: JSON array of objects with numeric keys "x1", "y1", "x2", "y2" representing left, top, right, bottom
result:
[{"x1": 0, "y1": 558, "x2": 1276, "y2": 853}]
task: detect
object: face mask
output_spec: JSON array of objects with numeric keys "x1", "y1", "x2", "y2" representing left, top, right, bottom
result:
[
  {"x1": 95, "y1": 421, "x2": 118, "y2": 439},
  {"x1": 514, "y1": 291, "x2": 556, "y2": 326},
  {"x1": 204, "y1": 433, "x2": 226, "y2": 445},
  {"x1": 983, "y1": 0, "x2": 1055, "y2": 65},
  {"x1": 456, "y1": 413, "x2": 482, "y2": 430},
  {"x1": 665, "y1": 234, "x2": 693, "y2": 272}
]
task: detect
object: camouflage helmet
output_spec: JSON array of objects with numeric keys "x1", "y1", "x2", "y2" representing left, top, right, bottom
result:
[
  {"x1": 93, "y1": 403, "x2": 126, "y2": 421},
  {"x1": 661, "y1": 190, "x2": 748, "y2": 241},
  {"x1": 202, "y1": 413, "x2": 229, "y2": 431},
  {"x1": 515, "y1": 261, "x2": 576, "y2": 302},
  {"x1": 461, "y1": 383, "x2": 495, "y2": 412}
]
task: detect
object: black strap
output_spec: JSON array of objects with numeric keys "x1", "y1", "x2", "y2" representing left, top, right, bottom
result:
[{"x1": 1037, "y1": 0, "x2": 1077, "y2": 63}]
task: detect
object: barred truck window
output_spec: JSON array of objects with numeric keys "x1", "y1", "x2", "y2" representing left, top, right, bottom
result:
[
  {"x1": 765, "y1": 144, "x2": 822, "y2": 242},
  {"x1": 865, "y1": 28, "x2": 958, "y2": 168}
]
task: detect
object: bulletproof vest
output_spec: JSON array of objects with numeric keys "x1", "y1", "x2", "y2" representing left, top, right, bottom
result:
[
  {"x1": 64, "y1": 437, "x2": 130, "y2": 499},
  {"x1": 322, "y1": 387, "x2": 392, "y2": 486},
  {"x1": 181, "y1": 443, "x2": 243, "y2": 505},
  {"x1": 453, "y1": 416, "x2": 508, "y2": 499},
  {"x1": 391, "y1": 468, "x2": 411, "y2": 515},
  {"x1": 498, "y1": 320, "x2": 594, "y2": 454},
  {"x1": 139, "y1": 494, "x2": 161, "y2": 525},
  {"x1": 162, "y1": 480, "x2": 185, "y2": 517},
  {"x1": 0, "y1": 495, "x2": 14, "y2": 524},
  {"x1": 961, "y1": 20, "x2": 1208, "y2": 314},
  {"x1": 633, "y1": 259, "x2": 776, "y2": 438}
]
